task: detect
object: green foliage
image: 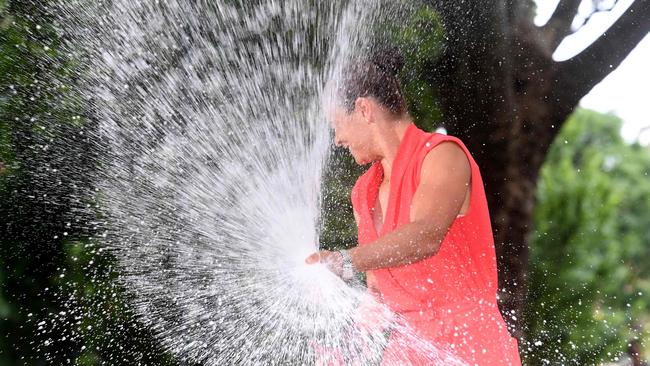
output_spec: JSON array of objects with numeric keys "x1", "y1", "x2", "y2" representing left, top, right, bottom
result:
[
  {"x1": 319, "y1": 147, "x2": 363, "y2": 252},
  {"x1": 524, "y1": 109, "x2": 650, "y2": 364},
  {"x1": 376, "y1": 4, "x2": 445, "y2": 132},
  {"x1": 0, "y1": 2, "x2": 176, "y2": 364},
  {"x1": 391, "y1": 5, "x2": 445, "y2": 132},
  {"x1": 45, "y1": 240, "x2": 178, "y2": 365}
]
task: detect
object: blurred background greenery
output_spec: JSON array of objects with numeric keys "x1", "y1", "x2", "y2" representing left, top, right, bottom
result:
[{"x1": 2, "y1": 0, "x2": 649, "y2": 365}]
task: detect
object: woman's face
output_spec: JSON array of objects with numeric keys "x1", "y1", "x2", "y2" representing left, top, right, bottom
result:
[{"x1": 329, "y1": 104, "x2": 377, "y2": 165}]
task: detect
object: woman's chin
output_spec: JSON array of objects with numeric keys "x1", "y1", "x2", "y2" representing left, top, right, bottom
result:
[{"x1": 353, "y1": 155, "x2": 371, "y2": 166}]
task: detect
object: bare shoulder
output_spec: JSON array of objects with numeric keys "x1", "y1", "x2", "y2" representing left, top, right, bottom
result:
[
  {"x1": 420, "y1": 141, "x2": 471, "y2": 183},
  {"x1": 411, "y1": 140, "x2": 471, "y2": 225}
]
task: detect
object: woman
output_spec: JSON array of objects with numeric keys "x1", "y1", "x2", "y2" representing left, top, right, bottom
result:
[{"x1": 305, "y1": 49, "x2": 521, "y2": 366}]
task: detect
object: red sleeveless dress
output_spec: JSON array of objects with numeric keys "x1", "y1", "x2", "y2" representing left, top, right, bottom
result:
[{"x1": 351, "y1": 124, "x2": 521, "y2": 365}]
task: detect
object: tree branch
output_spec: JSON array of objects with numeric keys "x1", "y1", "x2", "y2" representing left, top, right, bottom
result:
[
  {"x1": 540, "y1": 0, "x2": 582, "y2": 50},
  {"x1": 556, "y1": 0, "x2": 650, "y2": 104},
  {"x1": 573, "y1": 0, "x2": 621, "y2": 33}
]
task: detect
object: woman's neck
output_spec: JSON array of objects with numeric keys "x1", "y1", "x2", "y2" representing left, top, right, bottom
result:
[{"x1": 379, "y1": 119, "x2": 413, "y2": 182}]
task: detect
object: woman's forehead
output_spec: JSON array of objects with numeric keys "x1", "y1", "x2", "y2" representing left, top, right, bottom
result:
[{"x1": 330, "y1": 107, "x2": 356, "y2": 126}]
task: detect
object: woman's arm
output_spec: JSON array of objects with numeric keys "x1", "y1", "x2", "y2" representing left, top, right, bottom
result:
[
  {"x1": 306, "y1": 142, "x2": 470, "y2": 272},
  {"x1": 352, "y1": 142, "x2": 470, "y2": 270}
]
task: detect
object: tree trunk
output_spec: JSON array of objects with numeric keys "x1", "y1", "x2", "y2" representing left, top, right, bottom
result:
[{"x1": 426, "y1": 0, "x2": 650, "y2": 340}]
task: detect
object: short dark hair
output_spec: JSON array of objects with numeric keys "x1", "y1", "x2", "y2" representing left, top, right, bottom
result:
[{"x1": 335, "y1": 47, "x2": 408, "y2": 116}]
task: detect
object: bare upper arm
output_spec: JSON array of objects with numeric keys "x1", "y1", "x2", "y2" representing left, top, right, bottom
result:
[{"x1": 410, "y1": 141, "x2": 471, "y2": 237}]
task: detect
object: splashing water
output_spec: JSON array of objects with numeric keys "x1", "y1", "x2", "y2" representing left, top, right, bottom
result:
[{"x1": 53, "y1": 0, "x2": 467, "y2": 364}]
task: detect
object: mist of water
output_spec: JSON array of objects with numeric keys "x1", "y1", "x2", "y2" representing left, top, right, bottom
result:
[{"x1": 52, "y1": 0, "x2": 467, "y2": 364}]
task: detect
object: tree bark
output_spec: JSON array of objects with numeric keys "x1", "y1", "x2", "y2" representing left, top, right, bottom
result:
[
  {"x1": 426, "y1": 0, "x2": 650, "y2": 341},
  {"x1": 540, "y1": 0, "x2": 583, "y2": 50}
]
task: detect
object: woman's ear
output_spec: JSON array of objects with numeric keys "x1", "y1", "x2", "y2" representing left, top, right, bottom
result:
[{"x1": 354, "y1": 97, "x2": 372, "y2": 124}]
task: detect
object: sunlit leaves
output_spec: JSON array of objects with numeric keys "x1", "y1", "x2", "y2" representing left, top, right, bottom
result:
[{"x1": 525, "y1": 109, "x2": 650, "y2": 364}]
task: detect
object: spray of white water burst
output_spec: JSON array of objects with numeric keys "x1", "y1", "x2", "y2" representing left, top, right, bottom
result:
[{"x1": 53, "y1": 0, "x2": 467, "y2": 364}]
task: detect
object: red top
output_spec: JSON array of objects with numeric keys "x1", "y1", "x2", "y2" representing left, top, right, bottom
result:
[
  {"x1": 351, "y1": 124, "x2": 521, "y2": 365},
  {"x1": 351, "y1": 123, "x2": 498, "y2": 314}
]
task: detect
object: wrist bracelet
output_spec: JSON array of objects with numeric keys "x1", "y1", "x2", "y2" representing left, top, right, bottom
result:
[{"x1": 339, "y1": 249, "x2": 356, "y2": 280}]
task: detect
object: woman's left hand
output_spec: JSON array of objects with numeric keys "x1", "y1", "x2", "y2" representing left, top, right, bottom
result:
[{"x1": 305, "y1": 250, "x2": 344, "y2": 277}]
